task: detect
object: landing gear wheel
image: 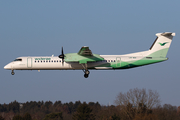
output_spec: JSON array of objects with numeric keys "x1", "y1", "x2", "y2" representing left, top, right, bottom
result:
[
  {"x1": 84, "y1": 74, "x2": 89, "y2": 78},
  {"x1": 11, "y1": 70, "x2": 15, "y2": 75}
]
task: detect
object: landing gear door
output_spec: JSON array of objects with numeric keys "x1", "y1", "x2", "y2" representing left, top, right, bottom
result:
[{"x1": 27, "y1": 58, "x2": 32, "y2": 68}]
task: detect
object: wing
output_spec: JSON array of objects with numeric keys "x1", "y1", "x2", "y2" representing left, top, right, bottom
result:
[{"x1": 65, "y1": 46, "x2": 104, "y2": 64}]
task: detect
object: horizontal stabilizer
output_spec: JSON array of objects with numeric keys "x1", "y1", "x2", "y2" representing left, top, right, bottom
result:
[{"x1": 156, "y1": 32, "x2": 175, "y2": 37}]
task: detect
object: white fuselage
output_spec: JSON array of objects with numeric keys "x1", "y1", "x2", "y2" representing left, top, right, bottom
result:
[{"x1": 4, "y1": 54, "x2": 144, "y2": 70}]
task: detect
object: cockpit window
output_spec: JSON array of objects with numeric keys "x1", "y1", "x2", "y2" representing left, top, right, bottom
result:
[{"x1": 14, "y1": 59, "x2": 22, "y2": 61}]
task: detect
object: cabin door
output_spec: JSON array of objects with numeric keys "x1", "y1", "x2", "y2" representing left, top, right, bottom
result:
[
  {"x1": 116, "y1": 57, "x2": 121, "y2": 67},
  {"x1": 27, "y1": 58, "x2": 32, "y2": 68}
]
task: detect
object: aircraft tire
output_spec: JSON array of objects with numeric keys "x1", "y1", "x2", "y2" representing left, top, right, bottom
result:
[{"x1": 84, "y1": 74, "x2": 88, "y2": 78}]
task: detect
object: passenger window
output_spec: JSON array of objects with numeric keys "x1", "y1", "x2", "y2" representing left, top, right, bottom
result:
[
  {"x1": 41, "y1": 61, "x2": 42, "y2": 63},
  {"x1": 59, "y1": 60, "x2": 61, "y2": 62},
  {"x1": 38, "y1": 61, "x2": 39, "y2": 63},
  {"x1": 35, "y1": 61, "x2": 36, "y2": 63},
  {"x1": 51, "y1": 60, "x2": 53, "y2": 62}
]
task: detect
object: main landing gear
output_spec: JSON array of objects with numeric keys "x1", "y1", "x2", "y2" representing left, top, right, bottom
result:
[
  {"x1": 83, "y1": 69, "x2": 90, "y2": 78},
  {"x1": 11, "y1": 70, "x2": 15, "y2": 75},
  {"x1": 81, "y1": 64, "x2": 90, "y2": 78}
]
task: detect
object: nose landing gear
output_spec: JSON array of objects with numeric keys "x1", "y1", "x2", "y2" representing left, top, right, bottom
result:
[{"x1": 11, "y1": 70, "x2": 15, "y2": 75}]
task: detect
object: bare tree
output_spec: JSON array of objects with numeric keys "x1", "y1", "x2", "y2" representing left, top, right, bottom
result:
[{"x1": 114, "y1": 88, "x2": 160, "y2": 119}]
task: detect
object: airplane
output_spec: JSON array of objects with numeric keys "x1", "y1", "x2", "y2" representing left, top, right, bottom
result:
[{"x1": 4, "y1": 32, "x2": 175, "y2": 78}]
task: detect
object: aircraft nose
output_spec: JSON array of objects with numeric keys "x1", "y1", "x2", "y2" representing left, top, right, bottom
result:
[{"x1": 4, "y1": 64, "x2": 11, "y2": 69}]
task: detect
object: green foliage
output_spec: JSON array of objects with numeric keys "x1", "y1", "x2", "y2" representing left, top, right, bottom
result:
[
  {"x1": 43, "y1": 112, "x2": 63, "y2": 120},
  {"x1": 73, "y1": 102, "x2": 95, "y2": 120}
]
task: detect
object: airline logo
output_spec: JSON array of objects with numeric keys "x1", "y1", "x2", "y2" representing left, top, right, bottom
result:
[
  {"x1": 35, "y1": 58, "x2": 51, "y2": 61},
  {"x1": 159, "y1": 42, "x2": 168, "y2": 46}
]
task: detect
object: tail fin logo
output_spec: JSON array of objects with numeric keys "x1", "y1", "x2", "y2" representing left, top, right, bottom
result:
[{"x1": 159, "y1": 42, "x2": 168, "y2": 46}]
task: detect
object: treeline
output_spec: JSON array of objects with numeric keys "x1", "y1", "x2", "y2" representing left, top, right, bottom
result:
[{"x1": 0, "y1": 100, "x2": 180, "y2": 120}]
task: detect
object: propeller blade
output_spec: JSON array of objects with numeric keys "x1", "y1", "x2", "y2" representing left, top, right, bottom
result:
[
  {"x1": 59, "y1": 47, "x2": 65, "y2": 66},
  {"x1": 62, "y1": 47, "x2": 64, "y2": 55}
]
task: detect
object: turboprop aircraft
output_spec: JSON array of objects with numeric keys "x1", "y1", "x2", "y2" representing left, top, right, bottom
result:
[{"x1": 4, "y1": 32, "x2": 175, "y2": 78}]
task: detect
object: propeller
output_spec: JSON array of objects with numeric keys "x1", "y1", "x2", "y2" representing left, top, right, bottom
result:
[{"x1": 58, "y1": 47, "x2": 65, "y2": 66}]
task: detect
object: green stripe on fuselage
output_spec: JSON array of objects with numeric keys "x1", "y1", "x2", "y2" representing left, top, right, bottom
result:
[
  {"x1": 92, "y1": 57, "x2": 167, "y2": 69},
  {"x1": 113, "y1": 58, "x2": 167, "y2": 69}
]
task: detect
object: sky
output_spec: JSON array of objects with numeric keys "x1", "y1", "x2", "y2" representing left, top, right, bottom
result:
[{"x1": 0, "y1": 0, "x2": 180, "y2": 106}]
